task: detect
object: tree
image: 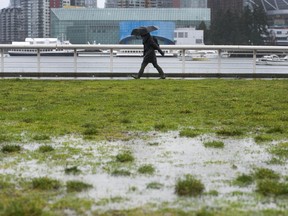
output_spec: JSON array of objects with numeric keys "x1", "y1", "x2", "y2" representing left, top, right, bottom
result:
[{"x1": 208, "y1": 5, "x2": 268, "y2": 45}]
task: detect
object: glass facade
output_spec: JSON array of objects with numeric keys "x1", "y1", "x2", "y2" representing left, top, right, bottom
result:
[
  {"x1": 50, "y1": 8, "x2": 210, "y2": 44},
  {"x1": 119, "y1": 21, "x2": 175, "y2": 44}
]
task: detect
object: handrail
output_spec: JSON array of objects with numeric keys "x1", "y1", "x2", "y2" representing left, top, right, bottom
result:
[
  {"x1": 1, "y1": 44, "x2": 288, "y2": 78},
  {"x1": 1, "y1": 44, "x2": 288, "y2": 51}
]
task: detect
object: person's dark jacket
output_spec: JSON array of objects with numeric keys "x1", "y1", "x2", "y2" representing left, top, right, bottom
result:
[{"x1": 142, "y1": 33, "x2": 164, "y2": 63}]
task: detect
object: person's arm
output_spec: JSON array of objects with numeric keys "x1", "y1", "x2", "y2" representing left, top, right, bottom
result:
[{"x1": 150, "y1": 38, "x2": 164, "y2": 56}]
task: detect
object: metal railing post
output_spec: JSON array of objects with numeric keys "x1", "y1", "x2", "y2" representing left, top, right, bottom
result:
[
  {"x1": 110, "y1": 48, "x2": 113, "y2": 73},
  {"x1": 37, "y1": 48, "x2": 41, "y2": 77},
  {"x1": 1, "y1": 49, "x2": 3, "y2": 73},
  {"x1": 182, "y1": 49, "x2": 185, "y2": 73},
  {"x1": 217, "y1": 49, "x2": 221, "y2": 74},
  {"x1": 74, "y1": 49, "x2": 77, "y2": 76},
  {"x1": 253, "y1": 49, "x2": 256, "y2": 74}
]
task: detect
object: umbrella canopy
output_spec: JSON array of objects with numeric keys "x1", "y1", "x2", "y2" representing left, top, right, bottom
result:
[{"x1": 131, "y1": 26, "x2": 159, "y2": 36}]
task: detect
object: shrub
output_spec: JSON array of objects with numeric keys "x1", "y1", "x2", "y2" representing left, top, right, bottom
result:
[{"x1": 175, "y1": 174, "x2": 205, "y2": 196}]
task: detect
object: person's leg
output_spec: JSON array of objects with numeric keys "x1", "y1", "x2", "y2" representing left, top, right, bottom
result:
[
  {"x1": 152, "y1": 61, "x2": 165, "y2": 79},
  {"x1": 133, "y1": 61, "x2": 149, "y2": 79}
]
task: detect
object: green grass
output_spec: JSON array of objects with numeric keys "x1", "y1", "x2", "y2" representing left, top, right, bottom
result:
[
  {"x1": 269, "y1": 142, "x2": 288, "y2": 158},
  {"x1": 138, "y1": 164, "x2": 155, "y2": 175},
  {"x1": 254, "y1": 167, "x2": 280, "y2": 180},
  {"x1": 256, "y1": 179, "x2": 288, "y2": 196},
  {"x1": 64, "y1": 166, "x2": 81, "y2": 175},
  {"x1": 1, "y1": 79, "x2": 288, "y2": 215},
  {"x1": 38, "y1": 145, "x2": 54, "y2": 153},
  {"x1": 175, "y1": 174, "x2": 205, "y2": 197},
  {"x1": 203, "y1": 140, "x2": 224, "y2": 148},
  {"x1": 233, "y1": 174, "x2": 254, "y2": 187},
  {"x1": 66, "y1": 180, "x2": 93, "y2": 192},
  {"x1": 0, "y1": 79, "x2": 287, "y2": 142},
  {"x1": 1, "y1": 145, "x2": 21, "y2": 153},
  {"x1": 31, "y1": 177, "x2": 61, "y2": 191},
  {"x1": 179, "y1": 128, "x2": 201, "y2": 138},
  {"x1": 116, "y1": 151, "x2": 135, "y2": 163}
]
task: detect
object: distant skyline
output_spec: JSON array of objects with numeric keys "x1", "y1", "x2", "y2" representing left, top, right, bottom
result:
[{"x1": 0, "y1": 0, "x2": 105, "y2": 9}]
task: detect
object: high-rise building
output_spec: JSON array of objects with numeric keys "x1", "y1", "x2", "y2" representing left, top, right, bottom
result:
[
  {"x1": 71, "y1": 0, "x2": 85, "y2": 6},
  {"x1": 105, "y1": 0, "x2": 173, "y2": 8},
  {"x1": 50, "y1": 0, "x2": 62, "y2": 8},
  {"x1": 9, "y1": 0, "x2": 21, "y2": 7},
  {"x1": 0, "y1": 7, "x2": 24, "y2": 43},
  {"x1": 85, "y1": 0, "x2": 97, "y2": 7},
  {"x1": 180, "y1": 0, "x2": 207, "y2": 8},
  {"x1": 20, "y1": 0, "x2": 50, "y2": 38}
]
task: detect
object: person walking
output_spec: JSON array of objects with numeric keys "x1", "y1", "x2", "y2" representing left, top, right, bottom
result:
[{"x1": 132, "y1": 33, "x2": 166, "y2": 79}]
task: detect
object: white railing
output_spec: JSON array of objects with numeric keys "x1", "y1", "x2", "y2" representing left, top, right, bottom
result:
[{"x1": 1, "y1": 44, "x2": 288, "y2": 78}]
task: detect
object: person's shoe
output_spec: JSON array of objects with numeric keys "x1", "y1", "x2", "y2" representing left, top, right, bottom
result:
[
  {"x1": 160, "y1": 76, "x2": 166, "y2": 79},
  {"x1": 131, "y1": 74, "x2": 140, "y2": 79}
]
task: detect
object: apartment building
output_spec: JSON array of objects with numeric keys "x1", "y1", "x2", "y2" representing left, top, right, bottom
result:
[
  {"x1": 105, "y1": 0, "x2": 173, "y2": 8},
  {"x1": 0, "y1": 7, "x2": 23, "y2": 43}
]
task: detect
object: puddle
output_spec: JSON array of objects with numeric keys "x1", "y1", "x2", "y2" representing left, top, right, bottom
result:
[{"x1": 1, "y1": 131, "x2": 288, "y2": 212}]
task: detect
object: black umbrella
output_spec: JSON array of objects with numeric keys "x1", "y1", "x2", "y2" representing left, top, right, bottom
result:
[{"x1": 131, "y1": 26, "x2": 159, "y2": 36}]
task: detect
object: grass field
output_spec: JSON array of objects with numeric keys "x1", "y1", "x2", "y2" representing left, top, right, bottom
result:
[
  {"x1": 1, "y1": 79, "x2": 288, "y2": 141},
  {"x1": 0, "y1": 79, "x2": 288, "y2": 215}
]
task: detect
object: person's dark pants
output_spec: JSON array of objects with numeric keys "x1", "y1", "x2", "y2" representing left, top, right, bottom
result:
[{"x1": 137, "y1": 61, "x2": 165, "y2": 78}]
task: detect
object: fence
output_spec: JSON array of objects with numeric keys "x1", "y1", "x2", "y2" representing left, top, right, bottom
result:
[{"x1": 1, "y1": 44, "x2": 288, "y2": 78}]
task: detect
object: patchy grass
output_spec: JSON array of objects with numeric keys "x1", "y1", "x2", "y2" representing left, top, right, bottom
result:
[
  {"x1": 65, "y1": 166, "x2": 81, "y2": 175},
  {"x1": 66, "y1": 180, "x2": 93, "y2": 192},
  {"x1": 203, "y1": 140, "x2": 224, "y2": 148},
  {"x1": 32, "y1": 134, "x2": 50, "y2": 141},
  {"x1": 38, "y1": 145, "x2": 54, "y2": 153},
  {"x1": 269, "y1": 142, "x2": 288, "y2": 158},
  {"x1": 216, "y1": 127, "x2": 244, "y2": 137},
  {"x1": 116, "y1": 151, "x2": 135, "y2": 163},
  {"x1": 146, "y1": 182, "x2": 164, "y2": 190},
  {"x1": 137, "y1": 164, "x2": 155, "y2": 175},
  {"x1": 1, "y1": 145, "x2": 21, "y2": 153},
  {"x1": 256, "y1": 179, "x2": 288, "y2": 196},
  {"x1": 233, "y1": 174, "x2": 254, "y2": 187},
  {"x1": 31, "y1": 177, "x2": 61, "y2": 191},
  {"x1": 254, "y1": 167, "x2": 280, "y2": 180},
  {"x1": 175, "y1": 175, "x2": 205, "y2": 197},
  {"x1": 179, "y1": 128, "x2": 201, "y2": 138},
  {"x1": 1, "y1": 80, "x2": 288, "y2": 214},
  {"x1": 254, "y1": 134, "x2": 274, "y2": 143},
  {"x1": 111, "y1": 169, "x2": 131, "y2": 176}
]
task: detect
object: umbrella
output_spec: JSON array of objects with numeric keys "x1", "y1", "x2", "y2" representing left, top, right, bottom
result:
[{"x1": 131, "y1": 26, "x2": 159, "y2": 36}]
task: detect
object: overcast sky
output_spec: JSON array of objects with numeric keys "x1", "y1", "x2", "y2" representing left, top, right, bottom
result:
[{"x1": 0, "y1": 0, "x2": 105, "y2": 9}]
